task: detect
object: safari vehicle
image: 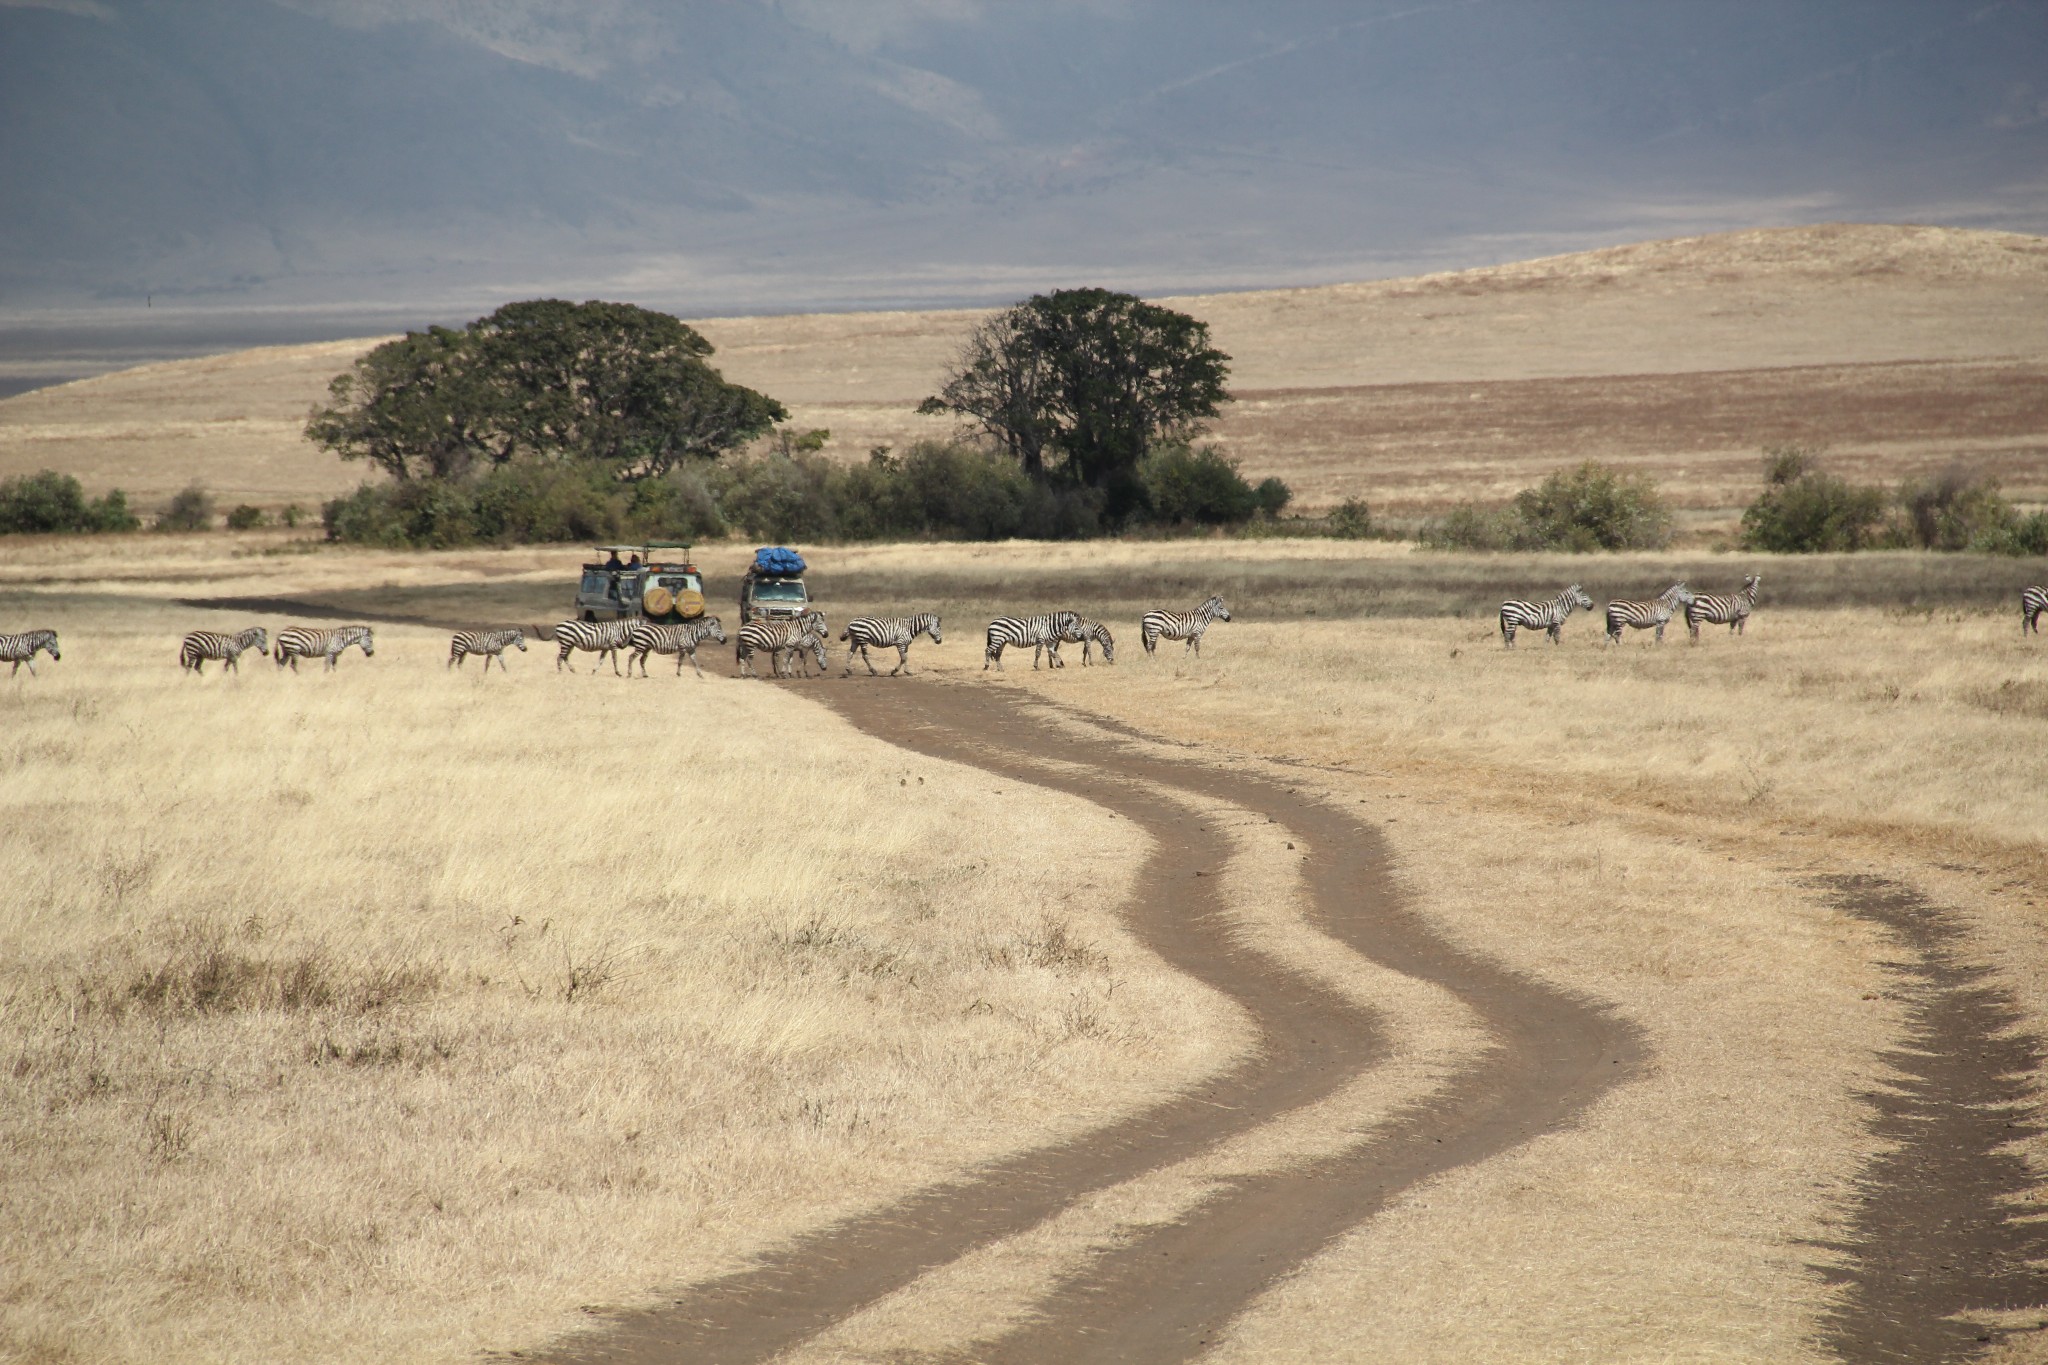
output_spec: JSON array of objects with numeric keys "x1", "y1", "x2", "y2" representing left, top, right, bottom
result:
[
  {"x1": 738, "y1": 546, "x2": 811, "y2": 622},
  {"x1": 575, "y1": 543, "x2": 708, "y2": 623}
]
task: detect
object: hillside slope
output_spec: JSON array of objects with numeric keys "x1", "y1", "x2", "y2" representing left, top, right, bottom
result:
[{"x1": 2, "y1": 225, "x2": 2043, "y2": 517}]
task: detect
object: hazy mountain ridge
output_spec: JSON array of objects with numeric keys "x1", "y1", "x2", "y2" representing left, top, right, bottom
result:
[{"x1": 3, "y1": 0, "x2": 2046, "y2": 316}]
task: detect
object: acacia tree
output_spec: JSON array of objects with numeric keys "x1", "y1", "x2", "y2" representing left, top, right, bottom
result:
[
  {"x1": 920, "y1": 288, "x2": 1231, "y2": 515},
  {"x1": 306, "y1": 300, "x2": 786, "y2": 483}
]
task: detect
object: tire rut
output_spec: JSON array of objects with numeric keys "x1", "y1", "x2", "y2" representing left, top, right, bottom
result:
[{"x1": 539, "y1": 677, "x2": 1643, "y2": 1364}]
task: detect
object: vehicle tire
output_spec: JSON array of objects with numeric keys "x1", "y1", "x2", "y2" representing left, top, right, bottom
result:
[{"x1": 583, "y1": 611, "x2": 596, "y2": 622}]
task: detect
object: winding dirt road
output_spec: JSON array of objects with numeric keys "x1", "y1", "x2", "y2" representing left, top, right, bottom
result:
[{"x1": 543, "y1": 678, "x2": 1643, "y2": 1364}]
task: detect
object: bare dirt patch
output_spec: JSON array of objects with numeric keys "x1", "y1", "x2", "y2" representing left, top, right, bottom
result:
[{"x1": 1812, "y1": 875, "x2": 2048, "y2": 1364}]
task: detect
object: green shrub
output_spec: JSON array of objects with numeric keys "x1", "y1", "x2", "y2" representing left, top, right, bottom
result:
[
  {"x1": 1326, "y1": 497, "x2": 1372, "y2": 539},
  {"x1": 1739, "y1": 449, "x2": 1891, "y2": 552},
  {"x1": 1417, "y1": 501, "x2": 1525, "y2": 551},
  {"x1": 1136, "y1": 442, "x2": 1283, "y2": 525},
  {"x1": 1511, "y1": 461, "x2": 1672, "y2": 552},
  {"x1": 1972, "y1": 509, "x2": 2048, "y2": 557},
  {"x1": 1418, "y1": 463, "x2": 1668, "y2": 552},
  {"x1": 280, "y1": 503, "x2": 306, "y2": 528},
  {"x1": 225, "y1": 504, "x2": 267, "y2": 530},
  {"x1": 157, "y1": 485, "x2": 215, "y2": 532},
  {"x1": 1897, "y1": 465, "x2": 2019, "y2": 551},
  {"x1": 0, "y1": 470, "x2": 140, "y2": 534}
]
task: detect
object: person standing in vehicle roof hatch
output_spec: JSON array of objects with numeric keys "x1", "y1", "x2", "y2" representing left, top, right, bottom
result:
[
  {"x1": 628, "y1": 554, "x2": 641, "y2": 568},
  {"x1": 604, "y1": 549, "x2": 624, "y2": 571}
]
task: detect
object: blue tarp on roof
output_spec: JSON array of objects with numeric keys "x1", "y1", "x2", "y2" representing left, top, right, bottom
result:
[{"x1": 753, "y1": 546, "x2": 806, "y2": 576}]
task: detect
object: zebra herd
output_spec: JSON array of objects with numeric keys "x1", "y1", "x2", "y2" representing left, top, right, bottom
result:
[
  {"x1": 7, "y1": 580, "x2": 2046, "y2": 683},
  {"x1": 981, "y1": 596, "x2": 1229, "y2": 671},
  {"x1": 1500, "y1": 576, "x2": 1766, "y2": 648}
]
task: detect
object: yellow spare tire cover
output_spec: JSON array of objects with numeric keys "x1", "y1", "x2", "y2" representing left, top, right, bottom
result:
[
  {"x1": 676, "y1": 589, "x2": 706, "y2": 620},
  {"x1": 643, "y1": 585, "x2": 675, "y2": 615}
]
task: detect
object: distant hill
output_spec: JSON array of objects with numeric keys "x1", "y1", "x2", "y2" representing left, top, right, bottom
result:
[
  {"x1": 4, "y1": 225, "x2": 2042, "y2": 523},
  {"x1": 3, "y1": 1, "x2": 2047, "y2": 318}
]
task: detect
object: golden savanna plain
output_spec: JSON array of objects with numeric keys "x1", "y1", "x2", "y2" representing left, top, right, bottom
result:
[{"x1": 2, "y1": 225, "x2": 2047, "y2": 1363}]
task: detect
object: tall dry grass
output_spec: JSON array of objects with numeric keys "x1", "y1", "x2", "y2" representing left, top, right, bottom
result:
[{"x1": 0, "y1": 599, "x2": 1235, "y2": 1364}]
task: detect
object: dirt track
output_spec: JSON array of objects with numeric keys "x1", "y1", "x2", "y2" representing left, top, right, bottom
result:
[{"x1": 540, "y1": 678, "x2": 1642, "y2": 1364}]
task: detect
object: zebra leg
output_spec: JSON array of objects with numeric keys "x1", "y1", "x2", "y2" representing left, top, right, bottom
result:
[
  {"x1": 1653, "y1": 620, "x2": 1667, "y2": 644},
  {"x1": 557, "y1": 645, "x2": 574, "y2": 672},
  {"x1": 1502, "y1": 620, "x2": 1515, "y2": 648},
  {"x1": 862, "y1": 643, "x2": 881, "y2": 677},
  {"x1": 891, "y1": 643, "x2": 909, "y2": 676}
]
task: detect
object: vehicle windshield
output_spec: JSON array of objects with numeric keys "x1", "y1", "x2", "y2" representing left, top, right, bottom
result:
[
  {"x1": 752, "y1": 581, "x2": 807, "y2": 602},
  {"x1": 579, "y1": 571, "x2": 609, "y2": 595}
]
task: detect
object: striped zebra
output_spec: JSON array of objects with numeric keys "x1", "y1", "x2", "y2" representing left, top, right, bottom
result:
[
  {"x1": 274, "y1": 625, "x2": 374, "y2": 672},
  {"x1": 1499, "y1": 585, "x2": 1592, "y2": 648},
  {"x1": 736, "y1": 616, "x2": 827, "y2": 679},
  {"x1": 180, "y1": 626, "x2": 267, "y2": 674},
  {"x1": 1141, "y1": 595, "x2": 1231, "y2": 657},
  {"x1": 2024, "y1": 586, "x2": 2046, "y2": 636},
  {"x1": 1686, "y1": 575, "x2": 1761, "y2": 642},
  {"x1": 1604, "y1": 584, "x2": 1694, "y2": 646},
  {"x1": 626, "y1": 617, "x2": 726, "y2": 677},
  {"x1": 1, "y1": 628, "x2": 59, "y2": 678},
  {"x1": 552, "y1": 619, "x2": 632, "y2": 675},
  {"x1": 1076, "y1": 620, "x2": 1115, "y2": 665},
  {"x1": 840, "y1": 613, "x2": 942, "y2": 676},
  {"x1": 448, "y1": 626, "x2": 527, "y2": 672},
  {"x1": 984, "y1": 611, "x2": 1083, "y2": 671}
]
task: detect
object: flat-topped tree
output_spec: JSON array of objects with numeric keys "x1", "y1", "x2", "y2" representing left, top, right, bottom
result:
[
  {"x1": 921, "y1": 288, "x2": 1232, "y2": 520},
  {"x1": 306, "y1": 300, "x2": 787, "y2": 484}
]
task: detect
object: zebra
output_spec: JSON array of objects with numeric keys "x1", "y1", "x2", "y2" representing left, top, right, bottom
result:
[
  {"x1": 1499, "y1": 585, "x2": 1592, "y2": 648},
  {"x1": 1141, "y1": 595, "x2": 1231, "y2": 657},
  {"x1": 1076, "y1": 620, "x2": 1116, "y2": 665},
  {"x1": 736, "y1": 617, "x2": 827, "y2": 679},
  {"x1": 1604, "y1": 584, "x2": 1695, "y2": 646},
  {"x1": 180, "y1": 626, "x2": 267, "y2": 674},
  {"x1": 625, "y1": 617, "x2": 726, "y2": 677},
  {"x1": 984, "y1": 612, "x2": 1083, "y2": 671},
  {"x1": 2024, "y1": 586, "x2": 2046, "y2": 636},
  {"x1": 552, "y1": 619, "x2": 632, "y2": 675},
  {"x1": 274, "y1": 625, "x2": 374, "y2": 672},
  {"x1": 1686, "y1": 575, "x2": 1762, "y2": 642},
  {"x1": 448, "y1": 626, "x2": 527, "y2": 672},
  {"x1": 2, "y1": 629, "x2": 59, "y2": 678},
  {"x1": 840, "y1": 613, "x2": 942, "y2": 676}
]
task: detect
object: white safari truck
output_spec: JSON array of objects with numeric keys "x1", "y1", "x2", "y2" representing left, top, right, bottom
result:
[
  {"x1": 574, "y1": 543, "x2": 708, "y2": 623},
  {"x1": 737, "y1": 546, "x2": 811, "y2": 622}
]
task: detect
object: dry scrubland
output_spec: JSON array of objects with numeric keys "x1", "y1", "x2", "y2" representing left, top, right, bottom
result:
[
  {"x1": 5, "y1": 533, "x2": 2045, "y2": 1359},
  {"x1": 0, "y1": 586, "x2": 1249, "y2": 1364},
  {"x1": 3, "y1": 224, "x2": 2044, "y2": 524}
]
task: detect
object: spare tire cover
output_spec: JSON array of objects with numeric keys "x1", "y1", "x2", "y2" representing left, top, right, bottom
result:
[
  {"x1": 643, "y1": 585, "x2": 675, "y2": 615},
  {"x1": 676, "y1": 589, "x2": 706, "y2": 619}
]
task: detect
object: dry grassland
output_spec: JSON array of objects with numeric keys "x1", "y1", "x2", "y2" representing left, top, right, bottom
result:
[
  {"x1": 4, "y1": 224, "x2": 2042, "y2": 521},
  {"x1": 0, "y1": 590, "x2": 1245, "y2": 1364},
  {"x1": 4, "y1": 528, "x2": 2046, "y2": 1361},
  {"x1": 886, "y1": 597, "x2": 2042, "y2": 1363}
]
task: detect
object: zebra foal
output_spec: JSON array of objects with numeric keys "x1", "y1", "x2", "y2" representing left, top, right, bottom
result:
[
  {"x1": 1141, "y1": 595, "x2": 1231, "y2": 657},
  {"x1": 1604, "y1": 584, "x2": 1694, "y2": 646},
  {"x1": 1686, "y1": 575, "x2": 1761, "y2": 641},
  {"x1": 181, "y1": 626, "x2": 267, "y2": 674},
  {"x1": 449, "y1": 626, "x2": 527, "y2": 672},
  {"x1": 736, "y1": 615, "x2": 827, "y2": 679},
  {"x1": 984, "y1": 612, "x2": 1082, "y2": 671},
  {"x1": 2024, "y1": 586, "x2": 2046, "y2": 636},
  {"x1": 626, "y1": 617, "x2": 726, "y2": 677},
  {"x1": 552, "y1": 619, "x2": 632, "y2": 674},
  {"x1": 1076, "y1": 620, "x2": 1115, "y2": 665},
  {"x1": 1499, "y1": 585, "x2": 1592, "y2": 648},
  {"x1": 274, "y1": 625, "x2": 374, "y2": 672},
  {"x1": 841, "y1": 613, "x2": 941, "y2": 676},
  {"x1": 2, "y1": 629, "x2": 59, "y2": 678}
]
